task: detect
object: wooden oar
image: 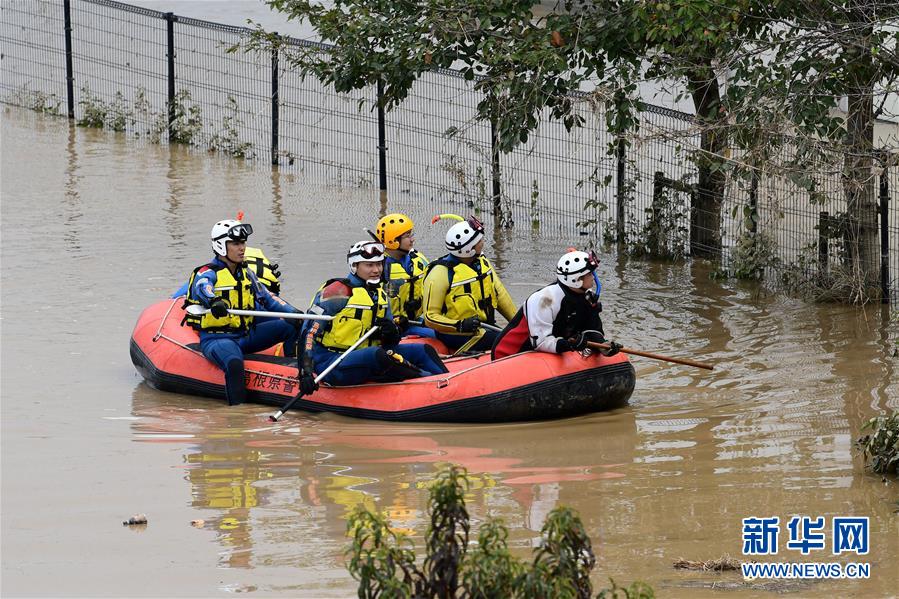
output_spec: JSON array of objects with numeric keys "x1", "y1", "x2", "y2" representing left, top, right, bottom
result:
[{"x1": 586, "y1": 341, "x2": 713, "y2": 370}]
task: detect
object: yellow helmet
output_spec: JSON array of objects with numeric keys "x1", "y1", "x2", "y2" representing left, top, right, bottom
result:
[{"x1": 375, "y1": 213, "x2": 414, "y2": 250}]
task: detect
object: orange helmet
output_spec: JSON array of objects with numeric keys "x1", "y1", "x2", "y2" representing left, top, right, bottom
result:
[{"x1": 375, "y1": 213, "x2": 414, "y2": 250}]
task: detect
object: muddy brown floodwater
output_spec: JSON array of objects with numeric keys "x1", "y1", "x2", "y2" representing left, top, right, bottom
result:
[{"x1": 2, "y1": 106, "x2": 897, "y2": 597}]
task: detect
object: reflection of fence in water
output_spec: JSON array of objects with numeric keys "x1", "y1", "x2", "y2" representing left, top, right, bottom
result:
[{"x1": 1, "y1": 0, "x2": 896, "y2": 299}]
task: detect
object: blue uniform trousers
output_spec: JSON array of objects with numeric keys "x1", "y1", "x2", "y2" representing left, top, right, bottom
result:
[
  {"x1": 200, "y1": 320, "x2": 298, "y2": 405},
  {"x1": 311, "y1": 343, "x2": 446, "y2": 386},
  {"x1": 404, "y1": 324, "x2": 437, "y2": 339}
]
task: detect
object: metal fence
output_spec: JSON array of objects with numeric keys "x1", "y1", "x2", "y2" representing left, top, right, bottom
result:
[{"x1": 1, "y1": 0, "x2": 896, "y2": 302}]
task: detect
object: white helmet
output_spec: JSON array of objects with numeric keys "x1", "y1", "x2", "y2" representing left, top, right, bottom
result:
[
  {"x1": 445, "y1": 216, "x2": 485, "y2": 258},
  {"x1": 210, "y1": 219, "x2": 253, "y2": 257},
  {"x1": 347, "y1": 240, "x2": 385, "y2": 282},
  {"x1": 556, "y1": 249, "x2": 599, "y2": 289}
]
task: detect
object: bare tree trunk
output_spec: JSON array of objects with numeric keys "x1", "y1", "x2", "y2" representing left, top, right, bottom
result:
[
  {"x1": 687, "y1": 66, "x2": 726, "y2": 259},
  {"x1": 842, "y1": 25, "x2": 880, "y2": 299}
]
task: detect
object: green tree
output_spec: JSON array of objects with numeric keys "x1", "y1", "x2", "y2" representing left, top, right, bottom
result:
[
  {"x1": 345, "y1": 465, "x2": 653, "y2": 598},
  {"x1": 727, "y1": 1, "x2": 898, "y2": 300},
  {"x1": 258, "y1": 0, "x2": 897, "y2": 282}
]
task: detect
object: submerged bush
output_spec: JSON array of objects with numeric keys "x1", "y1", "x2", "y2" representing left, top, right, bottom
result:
[
  {"x1": 856, "y1": 412, "x2": 899, "y2": 476},
  {"x1": 345, "y1": 465, "x2": 653, "y2": 598}
]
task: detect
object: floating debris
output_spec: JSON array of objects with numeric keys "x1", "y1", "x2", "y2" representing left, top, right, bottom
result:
[
  {"x1": 123, "y1": 514, "x2": 148, "y2": 526},
  {"x1": 190, "y1": 519, "x2": 205, "y2": 528},
  {"x1": 673, "y1": 555, "x2": 741, "y2": 571}
]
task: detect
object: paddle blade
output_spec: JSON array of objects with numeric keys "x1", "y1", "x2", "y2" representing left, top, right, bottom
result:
[{"x1": 185, "y1": 304, "x2": 208, "y2": 316}]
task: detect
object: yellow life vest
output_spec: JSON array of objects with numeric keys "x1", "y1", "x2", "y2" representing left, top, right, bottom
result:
[
  {"x1": 384, "y1": 250, "x2": 428, "y2": 318},
  {"x1": 244, "y1": 246, "x2": 281, "y2": 294},
  {"x1": 183, "y1": 263, "x2": 256, "y2": 332},
  {"x1": 436, "y1": 255, "x2": 498, "y2": 323},
  {"x1": 318, "y1": 281, "x2": 388, "y2": 351}
]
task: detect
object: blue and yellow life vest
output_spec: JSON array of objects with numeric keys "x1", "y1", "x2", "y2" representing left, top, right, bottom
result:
[
  {"x1": 184, "y1": 264, "x2": 256, "y2": 332},
  {"x1": 430, "y1": 255, "x2": 498, "y2": 323},
  {"x1": 384, "y1": 250, "x2": 428, "y2": 318},
  {"x1": 318, "y1": 280, "x2": 388, "y2": 351}
]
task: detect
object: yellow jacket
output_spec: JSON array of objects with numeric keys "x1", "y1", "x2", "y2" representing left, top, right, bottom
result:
[{"x1": 422, "y1": 254, "x2": 516, "y2": 334}]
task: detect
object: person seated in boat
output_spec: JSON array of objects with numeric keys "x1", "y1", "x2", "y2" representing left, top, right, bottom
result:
[
  {"x1": 491, "y1": 249, "x2": 622, "y2": 360},
  {"x1": 183, "y1": 218, "x2": 304, "y2": 406},
  {"x1": 374, "y1": 212, "x2": 436, "y2": 339},
  {"x1": 300, "y1": 240, "x2": 449, "y2": 388},
  {"x1": 421, "y1": 215, "x2": 517, "y2": 353}
]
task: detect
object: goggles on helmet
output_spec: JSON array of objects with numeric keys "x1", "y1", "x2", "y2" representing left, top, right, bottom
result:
[
  {"x1": 213, "y1": 223, "x2": 253, "y2": 242},
  {"x1": 466, "y1": 215, "x2": 484, "y2": 233},
  {"x1": 348, "y1": 242, "x2": 385, "y2": 261},
  {"x1": 585, "y1": 250, "x2": 599, "y2": 271}
]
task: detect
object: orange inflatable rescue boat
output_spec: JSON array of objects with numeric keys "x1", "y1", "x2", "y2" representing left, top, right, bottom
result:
[{"x1": 130, "y1": 300, "x2": 636, "y2": 422}]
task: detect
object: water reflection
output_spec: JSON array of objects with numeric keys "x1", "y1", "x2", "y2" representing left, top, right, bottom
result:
[
  {"x1": 130, "y1": 384, "x2": 639, "y2": 568},
  {"x1": 63, "y1": 123, "x2": 83, "y2": 256},
  {"x1": 163, "y1": 144, "x2": 189, "y2": 248}
]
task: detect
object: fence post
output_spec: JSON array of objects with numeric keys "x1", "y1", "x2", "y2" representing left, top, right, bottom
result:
[
  {"x1": 748, "y1": 168, "x2": 759, "y2": 235},
  {"x1": 271, "y1": 35, "x2": 279, "y2": 166},
  {"x1": 818, "y1": 211, "x2": 830, "y2": 277},
  {"x1": 490, "y1": 111, "x2": 502, "y2": 222},
  {"x1": 376, "y1": 79, "x2": 388, "y2": 202},
  {"x1": 616, "y1": 136, "x2": 626, "y2": 244},
  {"x1": 880, "y1": 161, "x2": 890, "y2": 304},
  {"x1": 165, "y1": 12, "x2": 176, "y2": 142},
  {"x1": 63, "y1": 0, "x2": 75, "y2": 119}
]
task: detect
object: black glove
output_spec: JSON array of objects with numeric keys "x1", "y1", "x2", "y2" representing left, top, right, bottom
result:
[
  {"x1": 572, "y1": 332, "x2": 591, "y2": 351},
  {"x1": 456, "y1": 316, "x2": 480, "y2": 334},
  {"x1": 287, "y1": 309, "x2": 305, "y2": 331},
  {"x1": 555, "y1": 332, "x2": 590, "y2": 353},
  {"x1": 209, "y1": 298, "x2": 230, "y2": 318},
  {"x1": 403, "y1": 298, "x2": 422, "y2": 316},
  {"x1": 299, "y1": 357, "x2": 319, "y2": 395},
  {"x1": 375, "y1": 318, "x2": 401, "y2": 346},
  {"x1": 600, "y1": 340, "x2": 622, "y2": 357},
  {"x1": 393, "y1": 315, "x2": 410, "y2": 333}
]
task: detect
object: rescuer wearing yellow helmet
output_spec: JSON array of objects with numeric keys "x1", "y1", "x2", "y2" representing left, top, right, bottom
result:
[{"x1": 374, "y1": 213, "x2": 436, "y2": 339}]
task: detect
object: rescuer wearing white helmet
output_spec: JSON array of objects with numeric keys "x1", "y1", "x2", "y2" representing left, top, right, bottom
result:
[
  {"x1": 183, "y1": 217, "x2": 304, "y2": 405},
  {"x1": 421, "y1": 214, "x2": 517, "y2": 353},
  {"x1": 300, "y1": 240, "x2": 448, "y2": 388},
  {"x1": 491, "y1": 249, "x2": 622, "y2": 360}
]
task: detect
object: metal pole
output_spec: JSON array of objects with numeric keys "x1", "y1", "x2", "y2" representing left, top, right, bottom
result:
[
  {"x1": 377, "y1": 80, "x2": 388, "y2": 202},
  {"x1": 63, "y1": 0, "x2": 75, "y2": 119},
  {"x1": 616, "y1": 137, "x2": 626, "y2": 243},
  {"x1": 490, "y1": 111, "x2": 502, "y2": 221},
  {"x1": 165, "y1": 13, "x2": 176, "y2": 142},
  {"x1": 880, "y1": 163, "x2": 890, "y2": 304},
  {"x1": 818, "y1": 211, "x2": 830, "y2": 277},
  {"x1": 271, "y1": 35, "x2": 279, "y2": 166},
  {"x1": 748, "y1": 167, "x2": 759, "y2": 235}
]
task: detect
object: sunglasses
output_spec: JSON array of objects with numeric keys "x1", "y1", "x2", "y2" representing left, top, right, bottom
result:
[{"x1": 214, "y1": 223, "x2": 254, "y2": 242}]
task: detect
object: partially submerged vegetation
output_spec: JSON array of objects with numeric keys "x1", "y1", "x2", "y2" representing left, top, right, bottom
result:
[
  {"x1": 856, "y1": 412, "x2": 899, "y2": 477},
  {"x1": 72, "y1": 85, "x2": 253, "y2": 158},
  {"x1": 346, "y1": 465, "x2": 654, "y2": 598},
  {"x1": 672, "y1": 555, "x2": 742, "y2": 572}
]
